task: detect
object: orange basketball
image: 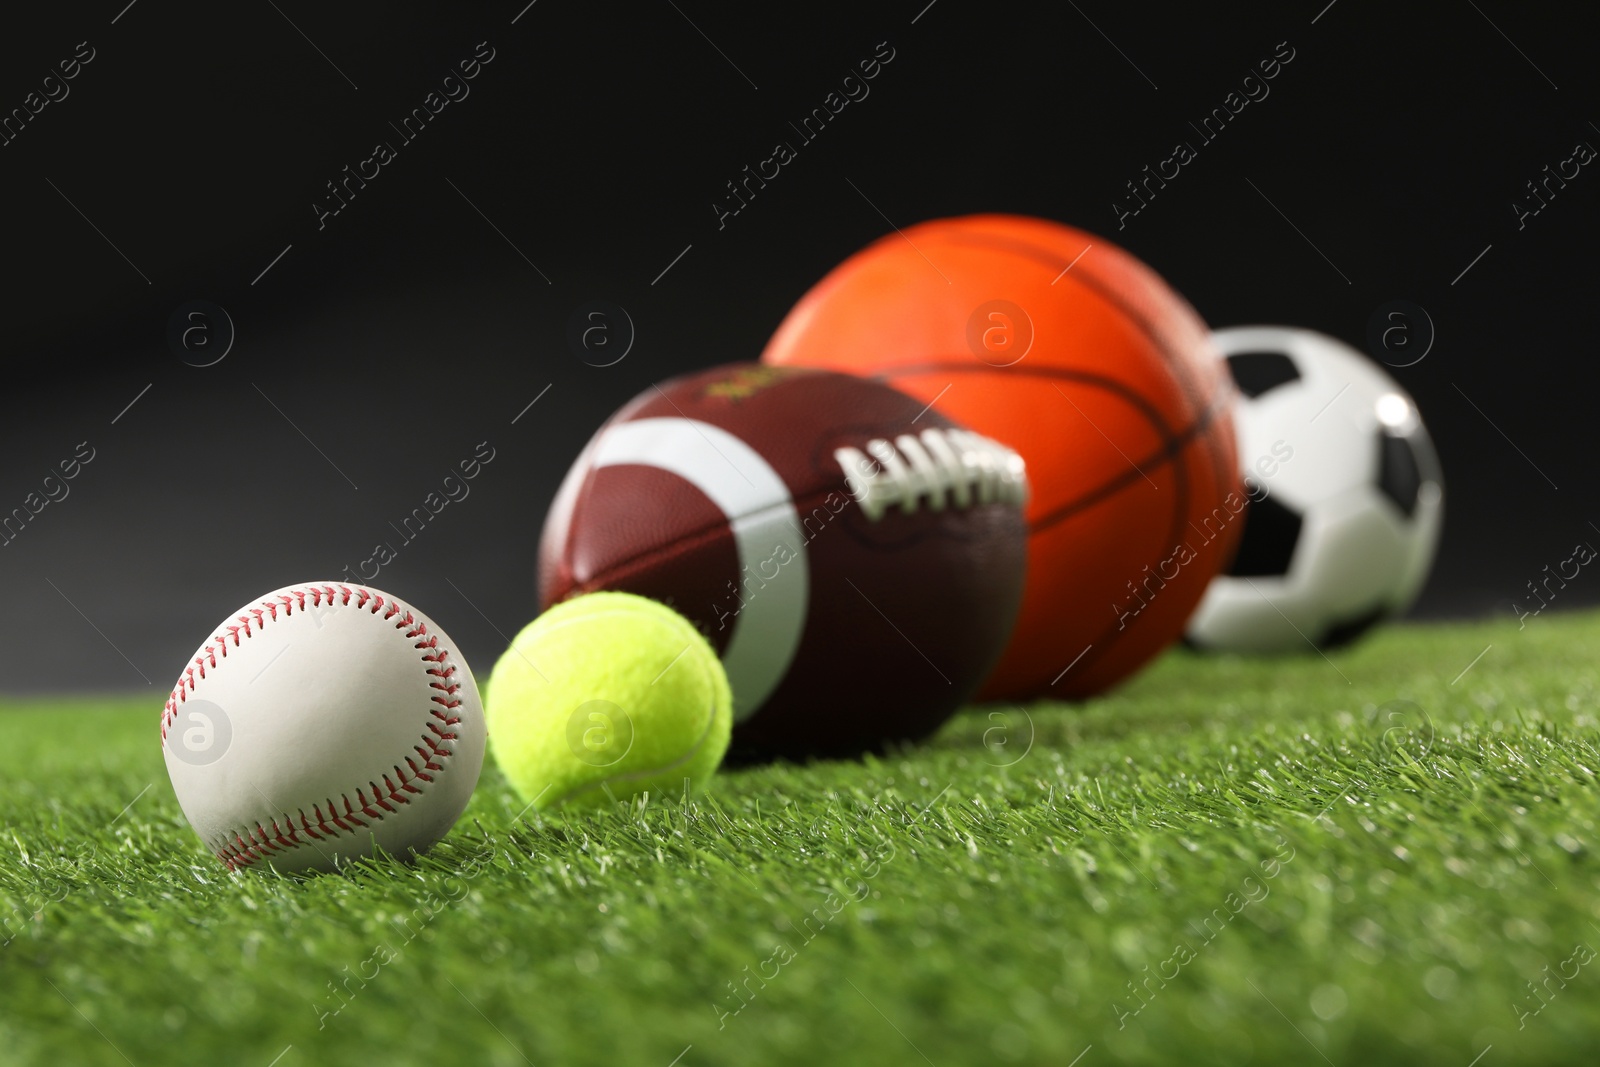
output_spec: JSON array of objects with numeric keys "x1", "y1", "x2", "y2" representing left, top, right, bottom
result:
[{"x1": 762, "y1": 214, "x2": 1242, "y2": 701}]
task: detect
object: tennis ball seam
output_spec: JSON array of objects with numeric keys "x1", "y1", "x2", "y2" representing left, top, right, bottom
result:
[{"x1": 543, "y1": 697, "x2": 721, "y2": 808}]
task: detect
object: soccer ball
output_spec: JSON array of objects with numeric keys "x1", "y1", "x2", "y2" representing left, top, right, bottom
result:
[{"x1": 1185, "y1": 326, "x2": 1444, "y2": 653}]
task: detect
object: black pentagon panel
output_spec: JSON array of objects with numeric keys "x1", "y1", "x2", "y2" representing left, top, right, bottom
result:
[
  {"x1": 1377, "y1": 431, "x2": 1423, "y2": 517},
  {"x1": 1318, "y1": 604, "x2": 1390, "y2": 650},
  {"x1": 1227, "y1": 493, "x2": 1303, "y2": 577},
  {"x1": 1226, "y1": 351, "x2": 1301, "y2": 398}
]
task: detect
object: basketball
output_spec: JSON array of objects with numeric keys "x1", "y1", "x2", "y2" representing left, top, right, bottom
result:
[{"x1": 763, "y1": 214, "x2": 1243, "y2": 700}]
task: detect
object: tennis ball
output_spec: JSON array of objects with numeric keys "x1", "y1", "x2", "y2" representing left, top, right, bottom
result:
[{"x1": 486, "y1": 591, "x2": 732, "y2": 810}]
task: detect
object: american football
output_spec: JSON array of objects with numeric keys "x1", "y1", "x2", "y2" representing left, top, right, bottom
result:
[{"x1": 538, "y1": 363, "x2": 1029, "y2": 761}]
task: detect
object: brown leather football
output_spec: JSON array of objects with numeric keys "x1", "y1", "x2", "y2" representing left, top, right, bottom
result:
[{"x1": 539, "y1": 363, "x2": 1030, "y2": 763}]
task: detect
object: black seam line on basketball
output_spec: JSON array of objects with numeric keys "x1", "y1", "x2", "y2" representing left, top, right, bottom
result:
[
  {"x1": 940, "y1": 225, "x2": 1234, "y2": 496},
  {"x1": 876, "y1": 361, "x2": 1183, "y2": 449},
  {"x1": 1029, "y1": 373, "x2": 1226, "y2": 534},
  {"x1": 876, "y1": 360, "x2": 1223, "y2": 535},
  {"x1": 874, "y1": 360, "x2": 1184, "y2": 533},
  {"x1": 1061, "y1": 410, "x2": 1200, "y2": 687},
  {"x1": 884, "y1": 358, "x2": 1212, "y2": 687},
  {"x1": 920, "y1": 223, "x2": 1233, "y2": 502},
  {"x1": 932, "y1": 227, "x2": 1209, "y2": 417},
  {"x1": 890, "y1": 357, "x2": 1224, "y2": 687},
  {"x1": 543, "y1": 701, "x2": 721, "y2": 808},
  {"x1": 934, "y1": 226, "x2": 1206, "y2": 416},
  {"x1": 885, "y1": 265, "x2": 1225, "y2": 687},
  {"x1": 1059, "y1": 374, "x2": 1250, "y2": 686}
]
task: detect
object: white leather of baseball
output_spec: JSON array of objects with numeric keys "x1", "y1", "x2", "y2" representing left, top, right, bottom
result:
[{"x1": 161, "y1": 583, "x2": 486, "y2": 873}]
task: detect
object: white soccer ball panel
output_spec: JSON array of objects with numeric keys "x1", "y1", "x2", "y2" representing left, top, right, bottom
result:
[
  {"x1": 1185, "y1": 575, "x2": 1300, "y2": 652},
  {"x1": 1292, "y1": 486, "x2": 1414, "y2": 617}
]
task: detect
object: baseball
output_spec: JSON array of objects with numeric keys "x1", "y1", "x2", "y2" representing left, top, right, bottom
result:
[{"x1": 161, "y1": 583, "x2": 487, "y2": 873}]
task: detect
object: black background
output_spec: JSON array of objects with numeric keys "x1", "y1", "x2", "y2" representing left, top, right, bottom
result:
[{"x1": 2, "y1": 0, "x2": 1595, "y2": 693}]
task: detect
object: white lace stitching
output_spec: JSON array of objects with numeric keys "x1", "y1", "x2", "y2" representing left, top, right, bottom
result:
[{"x1": 834, "y1": 428, "x2": 1029, "y2": 522}]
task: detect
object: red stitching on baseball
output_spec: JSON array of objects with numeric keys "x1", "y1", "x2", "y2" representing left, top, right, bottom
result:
[{"x1": 161, "y1": 584, "x2": 464, "y2": 871}]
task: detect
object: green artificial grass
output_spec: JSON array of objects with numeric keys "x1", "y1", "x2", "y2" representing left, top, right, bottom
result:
[{"x1": 3, "y1": 609, "x2": 1599, "y2": 1066}]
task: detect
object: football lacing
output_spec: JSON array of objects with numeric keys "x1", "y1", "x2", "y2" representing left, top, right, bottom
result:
[{"x1": 834, "y1": 427, "x2": 1028, "y2": 522}]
